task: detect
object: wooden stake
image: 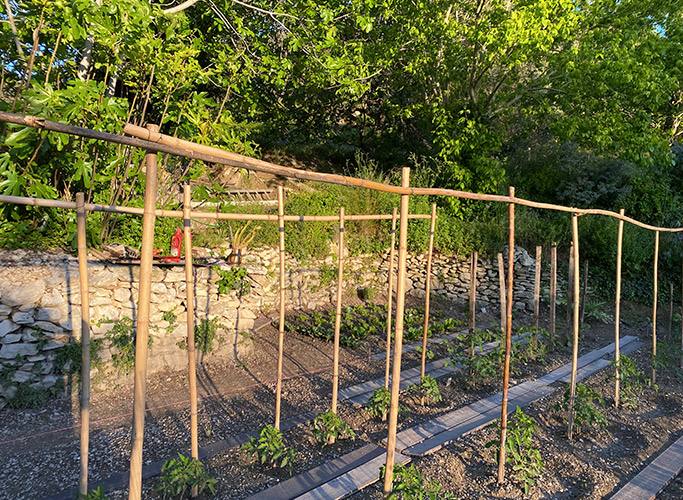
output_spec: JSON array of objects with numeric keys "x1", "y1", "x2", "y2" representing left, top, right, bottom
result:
[
  {"x1": 497, "y1": 252, "x2": 506, "y2": 332},
  {"x1": 579, "y1": 259, "x2": 588, "y2": 327},
  {"x1": 385, "y1": 208, "x2": 398, "y2": 390},
  {"x1": 668, "y1": 282, "x2": 673, "y2": 340},
  {"x1": 614, "y1": 209, "x2": 624, "y2": 408},
  {"x1": 469, "y1": 251, "x2": 478, "y2": 334},
  {"x1": 420, "y1": 204, "x2": 437, "y2": 380},
  {"x1": 274, "y1": 185, "x2": 286, "y2": 430},
  {"x1": 183, "y1": 185, "x2": 199, "y2": 494},
  {"x1": 497, "y1": 186, "x2": 515, "y2": 485},
  {"x1": 383, "y1": 168, "x2": 410, "y2": 497},
  {"x1": 567, "y1": 214, "x2": 581, "y2": 441},
  {"x1": 550, "y1": 242, "x2": 557, "y2": 344},
  {"x1": 128, "y1": 125, "x2": 159, "y2": 500},
  {"x1": 652, "y1": 230, "x2": 659, "y2": 385},
  {"x1": 331, "y1": 207, "x2": 345, "y2": 423},
  {"x1": 76, "y1": 193, "x2": 91, "y2": 497},
  {"x1": 533, "y1": 245, "x2": 542, "y2": 357},
  {"x1": 567, "y1": 241, "x2": 575, "y2": 339}
]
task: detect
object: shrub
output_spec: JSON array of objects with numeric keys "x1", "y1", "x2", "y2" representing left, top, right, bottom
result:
[
  {"x1": 312, "y1": 410, "x2": 356, "y2": 446},
  {"x1": 156, "y1": 453, "x2": 217, "y2": 499},
  {"x1": 486, "y1": 407, "x2": 543, "y2": 495},
  {"x1": 242, "y1": 425, "x2": 297, "y2": 473}
]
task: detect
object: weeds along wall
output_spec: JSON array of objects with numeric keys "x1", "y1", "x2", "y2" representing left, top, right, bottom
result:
[{"x1": 0, "y1": 245, "x2": 539, "y2": 408}]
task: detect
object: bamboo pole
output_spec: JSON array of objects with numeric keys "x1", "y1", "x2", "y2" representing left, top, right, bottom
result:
[
  {"x1": 614, "y1": 209, "x2": 624, "y2": 408},
  {"x1": 668, "y1": 282, "x2": 673, "y2": 339},
  {"x1": 567, "y1": 214, "x2": 581, "y2": 441},
  {"x1": 128, "y1": 125, "x2": 159, "y2": 500},
  {"x1": 183, "y1": 185, "x2": 199, "y2": 492},
  {"x1": 497, "y1": 187, "x2": 516, "y2": 484},
  {"x1": 469, "y1": 251, "x2": 478, "y2": 334},
  {"x1": 533, "y1": 245, "x2": 542, "y2": 357},
  {"x1": 274, "y1": 185, "x2": 286, "y2": 430},
  {"x1": 384, "y1": 208, "x2": 398, "y2": 390},
  {"x1": 567, "y1": 242, "x2": 574, "y2": 339},
  {"x1": 4, "y1": 111, "x2": 683, "y2": 233},
  {"x1": 420, "y1": 204, "x2": 437, "y2": 380},
  {"x1": 550, "y1": 242, "x2": 557, "y2": 344},
  {"x1": 498, "y1": 253, "x2": 506, "y2": 332},
  {"x1": 76, "y1": 193, "x2": 91, "y2": 496},
  {"x1": 652, "y1": 230, "x2": 659, "y2": 385},
  {"x1": 383, "y1": 168, "x2": 410, "y2": 497},
  {"x1": 579, "y1": 260, "x2": 588, "y2": 327},
  {"x1": 331, "y1": 207, "x2": 345, "y2": 424}
]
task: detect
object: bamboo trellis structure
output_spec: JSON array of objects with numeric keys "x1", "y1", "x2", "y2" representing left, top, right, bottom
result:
[{"x1": 2, "y1": 111, "x2": 683, "y2": 496}]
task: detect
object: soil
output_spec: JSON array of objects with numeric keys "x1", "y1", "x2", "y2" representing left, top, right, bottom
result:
[{"x1": 1, "y1": 297, "x2": 682, "y2": 500}]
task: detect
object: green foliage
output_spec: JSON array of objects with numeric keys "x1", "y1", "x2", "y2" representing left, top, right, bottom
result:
[
  {"x1": 6, "y1": 383, "x2": 56, "y2": 409},
  {"x1": 654, "y1": 339, "x2": 683, "y2": 380},
  {"x1": 557, "y1": 383, "x2": 607, "y2": 433},
  {"x1": 366, "y1": 387, "x2": 392, "y2": 421},
  {"x1": 53, "y1": 339, "x2": 103, "y2": 378},
  {"x1": 194, "y1": 318, "x2": 223, "y2": 354},
  {"x1": 444, "y1": 329, "x2": 507, "y2": 388},
  {"x1": 312, "y1": 411, "x2": 356, "y2": 446},
  {"x1": 583, "y1": 299, "x2": 611, "y2": 324},
  {"x1": 162, "y1": 309, "x2": 178, "y2": 335},
  {"x1": 215, "y1": 267, "x2": 251, "y2": 297},
  {"x1": 383, "y1": 463, "x2": 454, "y2": 500},
  {"x1": 610, "y1": 354, "x2": 654, "y2": 410},
  {"x1": 242, "y1": 425, "x2": 297, "y2": 473},
  {"x1": 103, "y1": 317, "x2": 153, "y2": 373},
  {"x1": 78, "y1": 486, "x2": 108, "y2": 500},
  {"x1": 486, "y1": 407, "x2": 543, "y2": 495},
  {"x1": 156, "y1": 453, "x2": 217, "y2": 500},
  {"x1": 408, "y1": 375, "x2": 443, "y2": 406}
]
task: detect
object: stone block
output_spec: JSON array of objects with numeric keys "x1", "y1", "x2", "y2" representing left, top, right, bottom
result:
[
  {"x1": 40, "y1": 289, "x2": 65, "y2": 308},
  {"x1": 0, "y1": 304, "x2": 12, "y2": 316},
  {"x1": 0, "y1": 320, "x2": 20, "y2": 337},
  {"x1": 1, "y1": 333, "x2": 22, "y2": 344},
  {"x1": 89, "y1": 269, "x2": 118, "y2": 287},
  {"x1": 32, "y1": 321, "x2": 64, "y2": 334},
  {"x1": 114, "y1": 288, "x2": 132, "y2": 303},
  {"x1": 2, "y1": 280, "x2": 46, "y2": 307},
  {"x1": 35, "y1": 307, "x2": 62, "y2": 322},
  {"x1": 0, "y1": 343, "x2": 39, "y2": 359},
  {"x1": 12, "y1": 310, "x2": 35, "y2": 325}
]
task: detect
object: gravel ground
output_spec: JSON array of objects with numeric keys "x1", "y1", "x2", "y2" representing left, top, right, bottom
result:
[{"x1": 2, "y1": 297, "x2": 680, "y2": 500}]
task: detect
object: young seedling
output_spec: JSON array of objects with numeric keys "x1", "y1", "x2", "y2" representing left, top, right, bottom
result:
[
  {"x1": 156, "y1": 453, "x2": 217, "y2": 500},
  {"x1": 312, "y1": 410, "x2": 356, "y2": 446},
  {"x1": 242, "y1": 425, "x2": 297, "y2": 474}
]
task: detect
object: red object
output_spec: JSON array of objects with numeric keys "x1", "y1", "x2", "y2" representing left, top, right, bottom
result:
[{"x1": 169, "y1": 228, "x2": 182, "y2": 260}]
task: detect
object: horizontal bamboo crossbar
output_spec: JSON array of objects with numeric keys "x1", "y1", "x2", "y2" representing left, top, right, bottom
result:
[
  {"x1": 0, "y1": 194, "x2": 432, "y2": 222},
  {"x1": 2, "y1": 111, "x2": 683, "y2": 233}
]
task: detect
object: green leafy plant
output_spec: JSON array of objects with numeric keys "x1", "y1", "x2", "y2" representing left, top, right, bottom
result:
[
  {"x1": 103, "y1": 317, "x2": 152, "y2": 373},
  {"x1": 156, "y1": 453, "x2": 217, "y2": 499},
  {"x1": 178, "y1": 318, "x2": 225, "y2": 355},
  {"x1": 654, "y1": 339, "x2": 683, "y2": 380},
  {"x1": 6, "y1": 383, "x2": 56, "y2": 409},
  {"x1": 444, "y1": 330, "x2": 504, "y2": 389},
  {"x1": 367, "y1": 387, "x2": 392, "y2": 421},
  {"x1": 610, "y1": 354, "x2": 655, "y2": 410},
  {"x1": 162, "y1": 309, "x2": 178, "y2": 335},
  {"x1": 242, "y1": 425, "x2": 297, "y2": 473},
  {"x1": 583, "y1": 298, "x2": 611, "y2": 324},
  {"x1": 382, "y1": 463, "x2": 454, "y2": 500},
  {"x1": 54, "y1": 339, "x2": 103, "y2": 378},
  {"x1": 486, "y1": 407, "x2": 543, "y2": 495},
  {"x1": 215, "y1": 266, "x2": 252, "y2": 297},
  {"x1": 408, "y1": 375, "x2": 443, "y2": 406},
  {"x1": 312, "y1": 410, "x2": 356, "y2": 446},
  {"x1": 78, "y1": 486, "x2": 108, "y2": 500},
  {"x1": 556, "y1": 383, "x2": 607, "y2": 433}
]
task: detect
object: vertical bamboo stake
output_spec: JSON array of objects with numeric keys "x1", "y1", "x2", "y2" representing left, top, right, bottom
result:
[
  {"x1": 614, "y1": 209, "x2": 624, "y2": 408},
  {"x1": 533, "y1": 245, "x2": 542, "y2": 357},
  {"x1": 579, "y1": 260, "x2": 588, "y2": 326},
  {"x1": 128, "y1": 124, "x2": 159, "y2": 500},
  {"x1": 469, "y1": 251, "x2": 478, "y2": 334},
  {"x1": 498, "y1": 253, "x2": 506, "y2": 332},
  {"x1": 331, "y1": 207, "x2": 345, "y2": 424},
  {"x1": 550, "y1": 242, "x2": 557, "y2": 344},
  {"x1": 274, "y1": 185, "x2": 286, "y2": 430},
  {"x1": 76, "y1": 193, "x2": 90, "y2": 497},
  {"x1": 652, "y1": 230, "x2": 659, "y2": 385},
  {"x1": 183, "y1": 185, "x2": 199, "y2": 491},
  {"x1": 668, "y1": 282, "x2": 673, "y2": 339},
  {"x1": 420, "y1": 204, "x2": 437, "y2": 380},
  {"x1": 383, "y1": 168, "x2": 410, "y2": 497},
  {"x1": 385, "y1": 208, "x2": 398, "y2": 390},
  {"x1": 566, "y1": 242, "x2": 574, "y2": 336},
  {"x1": 567, "y1": 214, "x2": 581, "y2": 441},
  {"x1": 497, "y1": 186, "x2": 515, "y2": 485}
]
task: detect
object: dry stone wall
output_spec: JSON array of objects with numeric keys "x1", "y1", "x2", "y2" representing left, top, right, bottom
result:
[{"x1": 0, "y1": 246, "x2": 539, "y2": 407}]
